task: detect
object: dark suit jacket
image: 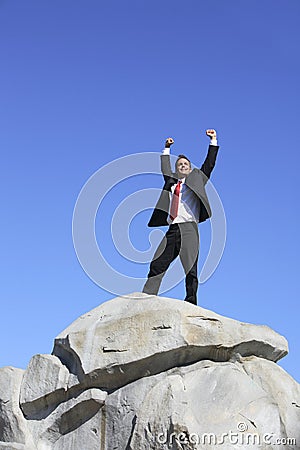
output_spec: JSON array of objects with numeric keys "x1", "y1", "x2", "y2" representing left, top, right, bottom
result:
[{"x1": 148, "y1": 145, "x2": 219, "y2": 227}]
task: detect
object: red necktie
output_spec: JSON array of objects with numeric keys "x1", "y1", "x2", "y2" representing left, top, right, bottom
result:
[{"x1": 169, "y1": 180, "x2": 182, "y2": 221}]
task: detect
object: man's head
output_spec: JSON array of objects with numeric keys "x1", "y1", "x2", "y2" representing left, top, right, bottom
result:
[{"x1": 175, "y1": 154, "x2": 192, "y2": 178}]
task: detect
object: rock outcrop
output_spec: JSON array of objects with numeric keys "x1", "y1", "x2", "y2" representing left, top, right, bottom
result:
[{"x1": 0, "y1": 293, "x2": 299, "y2": 449}]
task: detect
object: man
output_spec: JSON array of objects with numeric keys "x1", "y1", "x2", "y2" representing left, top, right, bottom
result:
[{"x1": 142, "y1": 129, "x2": 219, "y2": 305}]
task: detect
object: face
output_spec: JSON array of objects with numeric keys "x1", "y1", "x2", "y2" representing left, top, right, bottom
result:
[{"x1": 176, "y1": 158, "x2": 192, "y2": 178}]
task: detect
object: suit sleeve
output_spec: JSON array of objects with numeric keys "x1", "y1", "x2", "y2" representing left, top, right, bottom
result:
[
  {"x1": 200, "y1": 145, "x2": 219, "y2": 179},
  {"x1": 160, "y1": 154, "x2": 173, "y2": 180}
]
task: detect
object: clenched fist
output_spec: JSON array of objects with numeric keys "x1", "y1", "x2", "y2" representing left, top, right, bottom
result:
[
  {"x1": 165, "y1": 137, "x2": 174, "y2": 148},
  {"x1": 206, "y1": 129, "x2": 217, "y2": 140}
]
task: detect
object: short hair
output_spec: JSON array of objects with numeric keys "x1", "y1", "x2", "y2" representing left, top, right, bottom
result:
[{"x1": 175, "y1": 154, "x2": 191, "y2": 170}]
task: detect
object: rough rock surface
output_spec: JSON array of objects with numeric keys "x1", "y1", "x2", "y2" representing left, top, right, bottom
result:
[
  {"x1": 0, "y1": 293, "x2": 299, "y2": 449},
  {"x1": 19, "y1": 355, "x2": 70, "y2": 418},
  {"x1": 0, "y1": 367, "x2": 35, "y2": 449}
]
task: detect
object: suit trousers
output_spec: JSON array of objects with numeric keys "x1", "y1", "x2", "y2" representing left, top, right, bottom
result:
[{"x1": 143, "y1": 222, "x2": 199, "y2": 305}]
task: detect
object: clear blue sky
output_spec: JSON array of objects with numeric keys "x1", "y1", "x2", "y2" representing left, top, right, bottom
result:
[{"x1": 1, "y1": 1, "x2": 299, "y2": 382}]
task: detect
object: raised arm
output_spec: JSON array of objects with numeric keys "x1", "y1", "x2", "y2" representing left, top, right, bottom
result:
[
  {"x1": 161, "y1": 137, "x2": 174, "y2": 178},
  {"x1": 200, "y1": 129, "x2": 219, "y2": 178}
]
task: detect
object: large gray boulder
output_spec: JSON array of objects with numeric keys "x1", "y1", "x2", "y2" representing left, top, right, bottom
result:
[
  {"x1": 0, "y1": 293, "x2": 299, "y2": 449},
  {"x1": 116, "y1": 360, "x2": 292, "y2": 449},
  {"x1": 53, "y1": 293, "x2": 288, "y2": 391}
]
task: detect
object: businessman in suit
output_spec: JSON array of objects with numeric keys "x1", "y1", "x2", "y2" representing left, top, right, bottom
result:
[{"x1": 142, "y1": 129, "x2": 219, "y2": 305}]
